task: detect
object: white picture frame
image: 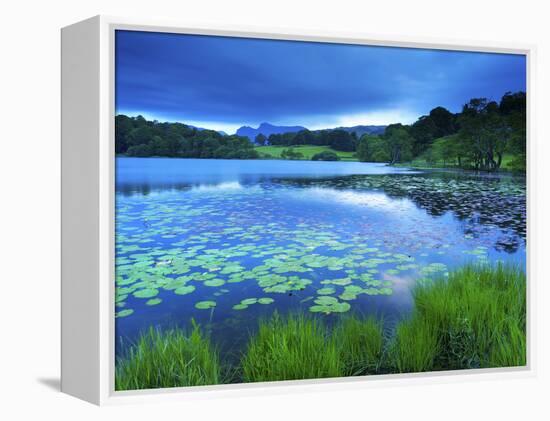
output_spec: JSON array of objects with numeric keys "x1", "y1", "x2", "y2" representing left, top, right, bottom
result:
[{"x1": 61, "y1": 15, "x2": 535, "y2": 405}]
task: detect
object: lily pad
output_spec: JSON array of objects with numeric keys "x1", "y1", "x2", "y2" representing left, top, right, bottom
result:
[
  {"x1": 115, "y1": 309, "x2": 134, "y2": 318},
  {"x1": 258, "y1": 297, "x2": 274, "y2": 304},
  {"x1": 241, "y1": 298, "x2": 258, "y2": 305},
  {"x1": 314, "y1": 296, "x2": 338, "y2": 305},
  {"x1": 195, "y1": 300, "x2": 216, "y2": 310},
  {"x1": 309, "y1": 299, "x2": 350, "y2": 314},
  {"x1": 133, "y1": 288, "x2": 159, "y2": 299},
  {"x1": 174, "y1": 285, "x2": 196, "y2": 295},
  {"x1": 146, "y1": 298, "x2": 162, "y2": 306},
  {"x1": 339, "y1": 292, "x2": 358, "y2": 301},
  {"x1": 204, "y1": 279, "x2": 225, "y2": 287},
  {"x1": 322, "y1": 277, "x2": 352, "y2": 286}
]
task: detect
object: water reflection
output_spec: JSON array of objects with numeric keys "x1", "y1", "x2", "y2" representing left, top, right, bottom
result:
[
  {"x1": 282, "y1": 173, "x2": 525, "y2": 253},
  {"x1": 116, "y1": 159, "x2": 526, "y2": 254},
  {"x1": 115, "y1": 157, "x2": 418, "y2": 195}
]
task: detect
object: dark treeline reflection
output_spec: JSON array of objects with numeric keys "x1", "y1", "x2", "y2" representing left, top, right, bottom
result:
[
  {"x1": 275, "y1": 171, "x2": 526, "y2": 253},
  {"x1": 117, "y1": 175, "x2": 270, "y2": 196}
]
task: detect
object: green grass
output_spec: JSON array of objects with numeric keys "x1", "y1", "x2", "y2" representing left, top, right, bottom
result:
[
  {"x1": 241, "y1": 313, "x2": 386, "y2": 382},
  {"x1": 241, "y1": 312, "x2": 343, "y2": 382},
  {"x1": 391, "y1": 264, "x2": 526, "y2": 372},
  {"x1": 255, "y1": 145, "x2": 358, "y2": 161},
  {"x1": 337, "y1": 316, "x2": 385, "y2": 375},
  {"x1": 115, "y1": 323, "x2": 220, "y2": 391},
  {"x1": 115, "y1": 265, "x2": 526, "y2": 387},
  {"x1": 241, "y1": 264, "x2": 525, "y2": 381},
  {"x1": 390, "y1": 317, "x2": 440, "y2": 373}
]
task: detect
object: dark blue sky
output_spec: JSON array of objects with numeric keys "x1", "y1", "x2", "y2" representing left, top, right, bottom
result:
[{"x1": 115, "y1": 30, "x2": 526, "y2": 133}]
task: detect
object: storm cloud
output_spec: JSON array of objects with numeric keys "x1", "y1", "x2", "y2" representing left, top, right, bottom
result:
[{"x1": 115, "y1": 30, "x2": 526, "y2": 133}]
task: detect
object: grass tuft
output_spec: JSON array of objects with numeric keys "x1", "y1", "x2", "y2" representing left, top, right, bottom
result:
[
  {"x1": 337, "y1": 316, "x2": 385, "y2": 375},
  {"x1": 391, "y1": 317, "x2": 439, "y2": 373},
  {"x1": 391, "y1": 263, "x2": 526, "y2": 372},
  {"x1": 115, "y1": 322, "x2": 220, "y2": 391},
  {"x1": 241, "y1": 312, "x2": 343, "y2": 382}
]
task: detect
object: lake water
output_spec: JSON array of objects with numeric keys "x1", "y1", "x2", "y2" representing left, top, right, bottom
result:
[{"x1": 115, "y1": 158, "x2": 526, "y2": 359}]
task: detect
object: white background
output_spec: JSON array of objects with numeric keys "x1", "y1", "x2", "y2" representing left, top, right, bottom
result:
[{"x1": 1, "y1": 0, "x2": 548, "y2": 419}]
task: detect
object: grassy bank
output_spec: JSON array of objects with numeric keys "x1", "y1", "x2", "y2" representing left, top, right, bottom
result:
[
  {"x1": 391, "y1": 265, "x2": 526, "y2": 372},
  {"x1": 398, "y1": 153, "x2": 523, "y2": 172},
  {"x1": 255, "y1": 145, "x2": 357, "y2": 161},
  {"x1": 116, "y1": 264, "x2": 526, "y2": 390}
]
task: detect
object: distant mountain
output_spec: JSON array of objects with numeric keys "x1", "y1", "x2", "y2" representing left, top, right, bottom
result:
[
  {"x1": 236, "y1": 122, "x2": 307, "y2": 141},
  {"x1": 235, "y1": 122, "x2": 387, "y2": 142},
  {"x1": 331, "y1": 125, "x2": 387, "y2": 137}
]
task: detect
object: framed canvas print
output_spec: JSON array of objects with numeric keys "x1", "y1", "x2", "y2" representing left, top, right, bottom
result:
[{"x1": 61, "y1": 16, "x2": 532, "y2": 405}]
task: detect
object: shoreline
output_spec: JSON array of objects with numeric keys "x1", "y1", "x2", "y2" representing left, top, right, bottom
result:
[{"x1": 115, "y1": 154, "x2": 526, "y2": 176}]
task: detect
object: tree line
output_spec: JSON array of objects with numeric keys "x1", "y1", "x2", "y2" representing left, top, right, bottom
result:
[
  {"x1": 256, "y1": 91, "x2": 526, "y2": 171},
  {"x1": 115, "y1": 91, "x2": 525, "y2": 171},
  {"x1": 257, "y1": 129, "x2": 357, "y2": 152},
  {"x1": 355, "y1": 91, "x2": 526, "y2": 171},
  {"x1": 115, "y1": 115, "x2": 259, "y2": 159}
]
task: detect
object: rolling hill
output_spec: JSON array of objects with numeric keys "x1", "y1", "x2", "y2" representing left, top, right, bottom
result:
[{"x1": 236, "y1": 122, "x2": 306, "y2": 140}]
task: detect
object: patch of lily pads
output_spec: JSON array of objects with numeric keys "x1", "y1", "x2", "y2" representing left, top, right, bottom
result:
[
  {"x1": 231, "y1": 296, "x2": 276, "y2": 311},
  {"x1": 309, "y1": 296, "x2": 351, "y2": 314},
  {"x1": 114, "y1": 171, "x2": 525, "y2": 322}
]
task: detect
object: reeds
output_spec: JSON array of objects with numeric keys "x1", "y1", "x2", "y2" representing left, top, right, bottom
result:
[
  {"x1": 337, "y1": 316, "x2": 385, "y2": 376},
  {"x1": 115, "y1": 323, "x2": 220, "y2": 391},
  {"x1": 405, "y1": 264, "x2": 526, "y2": 371},
  {"x1": 241, "y1": 312, "x2": 343, "y2": 382}
]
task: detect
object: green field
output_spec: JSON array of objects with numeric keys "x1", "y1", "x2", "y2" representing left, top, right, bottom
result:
[{"x1": 255, "y1": 145, "x2": 358, "y2": 161}]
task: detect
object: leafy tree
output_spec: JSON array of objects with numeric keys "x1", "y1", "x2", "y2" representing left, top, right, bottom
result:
[
  {"x1": 126, "y1": 143, "x2": 153, "y2": 157},
  {"x1": 293, "y1": 130, "x2": 316, "y2": 145},
  {"x1": 357, "y1": 134, "x2": 390, "y2": 162},
  {"x1": 127, "y1": 125, "x2": 156, "y2": 148},
  {"x1": 384, "y1": 125, "x2": 414, "y2": 164},
  {"x1": 410, "y1": 116, "x2": 437, "y2": 155},
  {"x1": 429, "y1": 106, "x2": 456, "y2": 137},
  {"x1": 500, "y1": 92, "x2": 526, "y2": 171},
  {"x1": 372, "y1": 148, "x2": 391, "y2": 162},
  {"x1": 457, "y1": 98, "x2": 504, "y2": 171},
  {"x1": 328, "y1": 130, "x2": 355, "y2": 151},
  {"x1": 115, "y1": 115, "x2": 134, "y2": 154},
  {"x1": 255, "y1": 133, "x2": 267, "y2": 146},
  {"x1": 356, "y1": 136, "x2": 370, "y2": 161}
]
